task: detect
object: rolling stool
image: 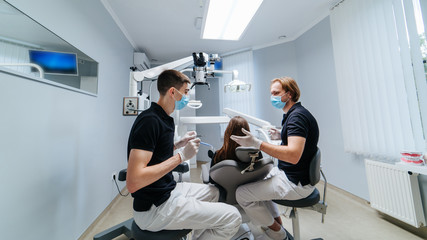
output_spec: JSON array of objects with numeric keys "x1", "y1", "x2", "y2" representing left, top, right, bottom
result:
[
  {"x1": 93, "y1": 162, "x2": 191, "y2": 240},
  {"x1": 273, "y1": 148, "x2": 327, "y2": 240}
]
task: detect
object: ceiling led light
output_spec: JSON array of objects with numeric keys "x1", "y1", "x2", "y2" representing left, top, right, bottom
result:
[{"x1": 201, "y1": 0, "x2": 263, "y2": 40}]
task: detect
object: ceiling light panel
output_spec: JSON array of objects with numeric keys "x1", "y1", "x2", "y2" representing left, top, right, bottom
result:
[{"x1": 202, "y1": 0, "x2": 263, "y2": 40}]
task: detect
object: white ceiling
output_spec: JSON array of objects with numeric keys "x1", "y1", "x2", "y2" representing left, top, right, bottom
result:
[{"x1": 102, "y1": 0, "x2": 339, "y2": 64}]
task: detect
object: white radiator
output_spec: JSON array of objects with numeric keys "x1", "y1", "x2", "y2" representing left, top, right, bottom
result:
[{"x1": 365, "y1": 159, "x2": 426, "y2": 227}]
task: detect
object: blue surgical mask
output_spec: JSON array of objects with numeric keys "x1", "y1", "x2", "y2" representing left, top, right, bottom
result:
[
  {"x1": 174, "y1": 88, "x2": 190, "y2": 110},
  {"x1": 175, "y1": 95, "x2": 189, "y2": 110},
  {"x1": 270, "y1": 94, "x2": 287, "y2": 109}
]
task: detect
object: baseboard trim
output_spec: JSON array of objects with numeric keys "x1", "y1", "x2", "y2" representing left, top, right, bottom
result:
[
  {"x1": 78, "y1": 188, "x2": 128, "y2": 240},
  {"x1": 318, "y1": 180, "x2": 370, "y2": 206}
]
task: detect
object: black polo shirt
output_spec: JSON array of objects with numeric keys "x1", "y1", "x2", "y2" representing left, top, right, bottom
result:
[
  {"x1": 127, "y1": 102, "x2": 176, "y2": 211},
  {"x1": 278, "y1": 102, "x2": 319, "y2": 186}
]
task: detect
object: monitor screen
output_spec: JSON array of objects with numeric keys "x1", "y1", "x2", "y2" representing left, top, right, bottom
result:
[{"x1": 29, "y1": 50, "x2": 78, "y2": 76}]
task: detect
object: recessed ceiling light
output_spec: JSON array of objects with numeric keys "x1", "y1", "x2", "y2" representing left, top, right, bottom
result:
[{"x1": 201, "y1": 0, "x2": 263, "y2": 41}]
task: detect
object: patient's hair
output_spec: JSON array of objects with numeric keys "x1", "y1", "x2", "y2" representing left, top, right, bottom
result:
[
  {"x1": 271, "y1": 76, "x2": 300, "y2": 102},
  {"x1": 213, "y1": 116, "x2": 250, "y2": 165},
  {"x1": 157, "y1": 69, "x2": 191, "y2": 95}
]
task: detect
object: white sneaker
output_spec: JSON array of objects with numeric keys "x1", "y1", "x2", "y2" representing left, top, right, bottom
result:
[{"x1": 263, "y1": 226, "x2": 288, "y2": 240}]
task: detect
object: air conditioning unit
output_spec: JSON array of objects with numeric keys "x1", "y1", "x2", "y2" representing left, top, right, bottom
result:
[{"x1": 133, "y1": 52, "x2": 151, "y2": 71}]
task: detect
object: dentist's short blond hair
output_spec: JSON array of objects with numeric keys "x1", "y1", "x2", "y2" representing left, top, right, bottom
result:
[{"x1": 271, "y1": 76, "x2": 300, "y2": 102}]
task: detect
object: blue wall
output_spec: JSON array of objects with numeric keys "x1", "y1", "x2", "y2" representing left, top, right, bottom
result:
[
  {"x1": 0, "y1": 0, "x2": 134, "y2": 239},
  {"x1": 253, "y1": 17, "x2": 370, "y2": 200},
  {"x1": 253, "y1": 41, "x2": 298, "y2": 128}
]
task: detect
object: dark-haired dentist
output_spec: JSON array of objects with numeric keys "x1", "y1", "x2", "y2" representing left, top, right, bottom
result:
[{"x1": 127, "y1": 69, "x2": 241, "y2": 240}]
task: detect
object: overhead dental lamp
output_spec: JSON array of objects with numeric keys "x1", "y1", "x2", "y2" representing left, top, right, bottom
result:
[{"x1": 223, "y1": 70, "x2": 251, "y2": 93}]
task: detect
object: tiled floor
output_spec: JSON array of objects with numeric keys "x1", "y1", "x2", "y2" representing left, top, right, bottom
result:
[{"x1": 80, "y1": 162, "x2": 427, "y2": 240}]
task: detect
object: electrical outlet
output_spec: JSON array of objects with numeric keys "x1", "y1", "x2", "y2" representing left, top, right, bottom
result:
[
  {"x1": 123, "y1": 97, "x2": 138, "y2": 116},
  {"x1": 112, "y1": 171, "x2": 117, "y2": 181}
]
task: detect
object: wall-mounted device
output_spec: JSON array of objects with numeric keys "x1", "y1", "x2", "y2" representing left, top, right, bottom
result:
[
  {"x1": 133, "y1": 52, "x2": 151, "y2": 71},
  {"x1": 28, "y1": 50, "x2": 78, "y2": 76},
  {"x1": 123, "y1": 97, "x2": 138, "y2": 116}
]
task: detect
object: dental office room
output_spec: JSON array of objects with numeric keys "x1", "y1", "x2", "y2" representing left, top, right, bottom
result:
[{"x1": 2, "y1": 0, "x2": 427, "y2": 239}]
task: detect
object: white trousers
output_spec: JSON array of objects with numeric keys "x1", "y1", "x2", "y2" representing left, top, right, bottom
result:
[
  {"x1": 133, "y1": 182, "x2": 242, "y2": 240},
  {"x1": 236, "y1": 167, "x2": 314, "y2": 227}
]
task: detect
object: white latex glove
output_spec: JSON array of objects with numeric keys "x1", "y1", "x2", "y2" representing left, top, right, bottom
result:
[
  {"x1": 178, "y1": 138, "x2": 201, "y2": 162},
  {"x1": 230, "y1": 128, "x2": 262, "y2": 149},
  {"x1": 174, "y1": 131, "x2": 197, "y2": 149},
  {"x1": 268, "y1": 127, "x2": 281, "y2": 140}
]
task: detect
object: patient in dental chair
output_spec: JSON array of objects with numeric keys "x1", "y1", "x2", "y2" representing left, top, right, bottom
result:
[
  {"x1": 208, "y1": 116, "x2": 282, "y2": 239},
  {"x1": 207, "y1": 116, "x2": 251, "y2": 185},
  {"x1": 211, "y1": 116, "x2": 262, "y2": 167}
]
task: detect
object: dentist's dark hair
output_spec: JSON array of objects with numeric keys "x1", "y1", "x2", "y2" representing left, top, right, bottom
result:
[{"x1": 157, "y1": 69, "x2": 190, "y2": 95}]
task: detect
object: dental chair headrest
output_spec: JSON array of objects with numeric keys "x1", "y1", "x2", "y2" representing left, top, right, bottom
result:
[{"x1": 235, "y1": 147, "x2": 263, "y2": 163}]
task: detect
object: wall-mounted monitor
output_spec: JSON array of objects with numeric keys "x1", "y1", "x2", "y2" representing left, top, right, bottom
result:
[{"x1": 29, "y1": 50, "x2": 78, "y2": 76}]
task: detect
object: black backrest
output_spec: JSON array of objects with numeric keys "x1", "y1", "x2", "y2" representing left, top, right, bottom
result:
[
  {"x1": 118, "y1": 169, "x2": 127, "y2": 181},
  {"x1": 309, "y1": 148, "x2": 321, "y2": 186}
]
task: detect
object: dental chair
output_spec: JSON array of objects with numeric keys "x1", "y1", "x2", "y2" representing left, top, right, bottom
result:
[
  {"x1": 273, "y1": 148, "x2": 327, "y2": 240},
  {"x1": 204, "y1": 147, "x2": 274, "y2": 240},
  {"x1": 93, "y1": 162, "x2": 191, "y2": 240}
]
